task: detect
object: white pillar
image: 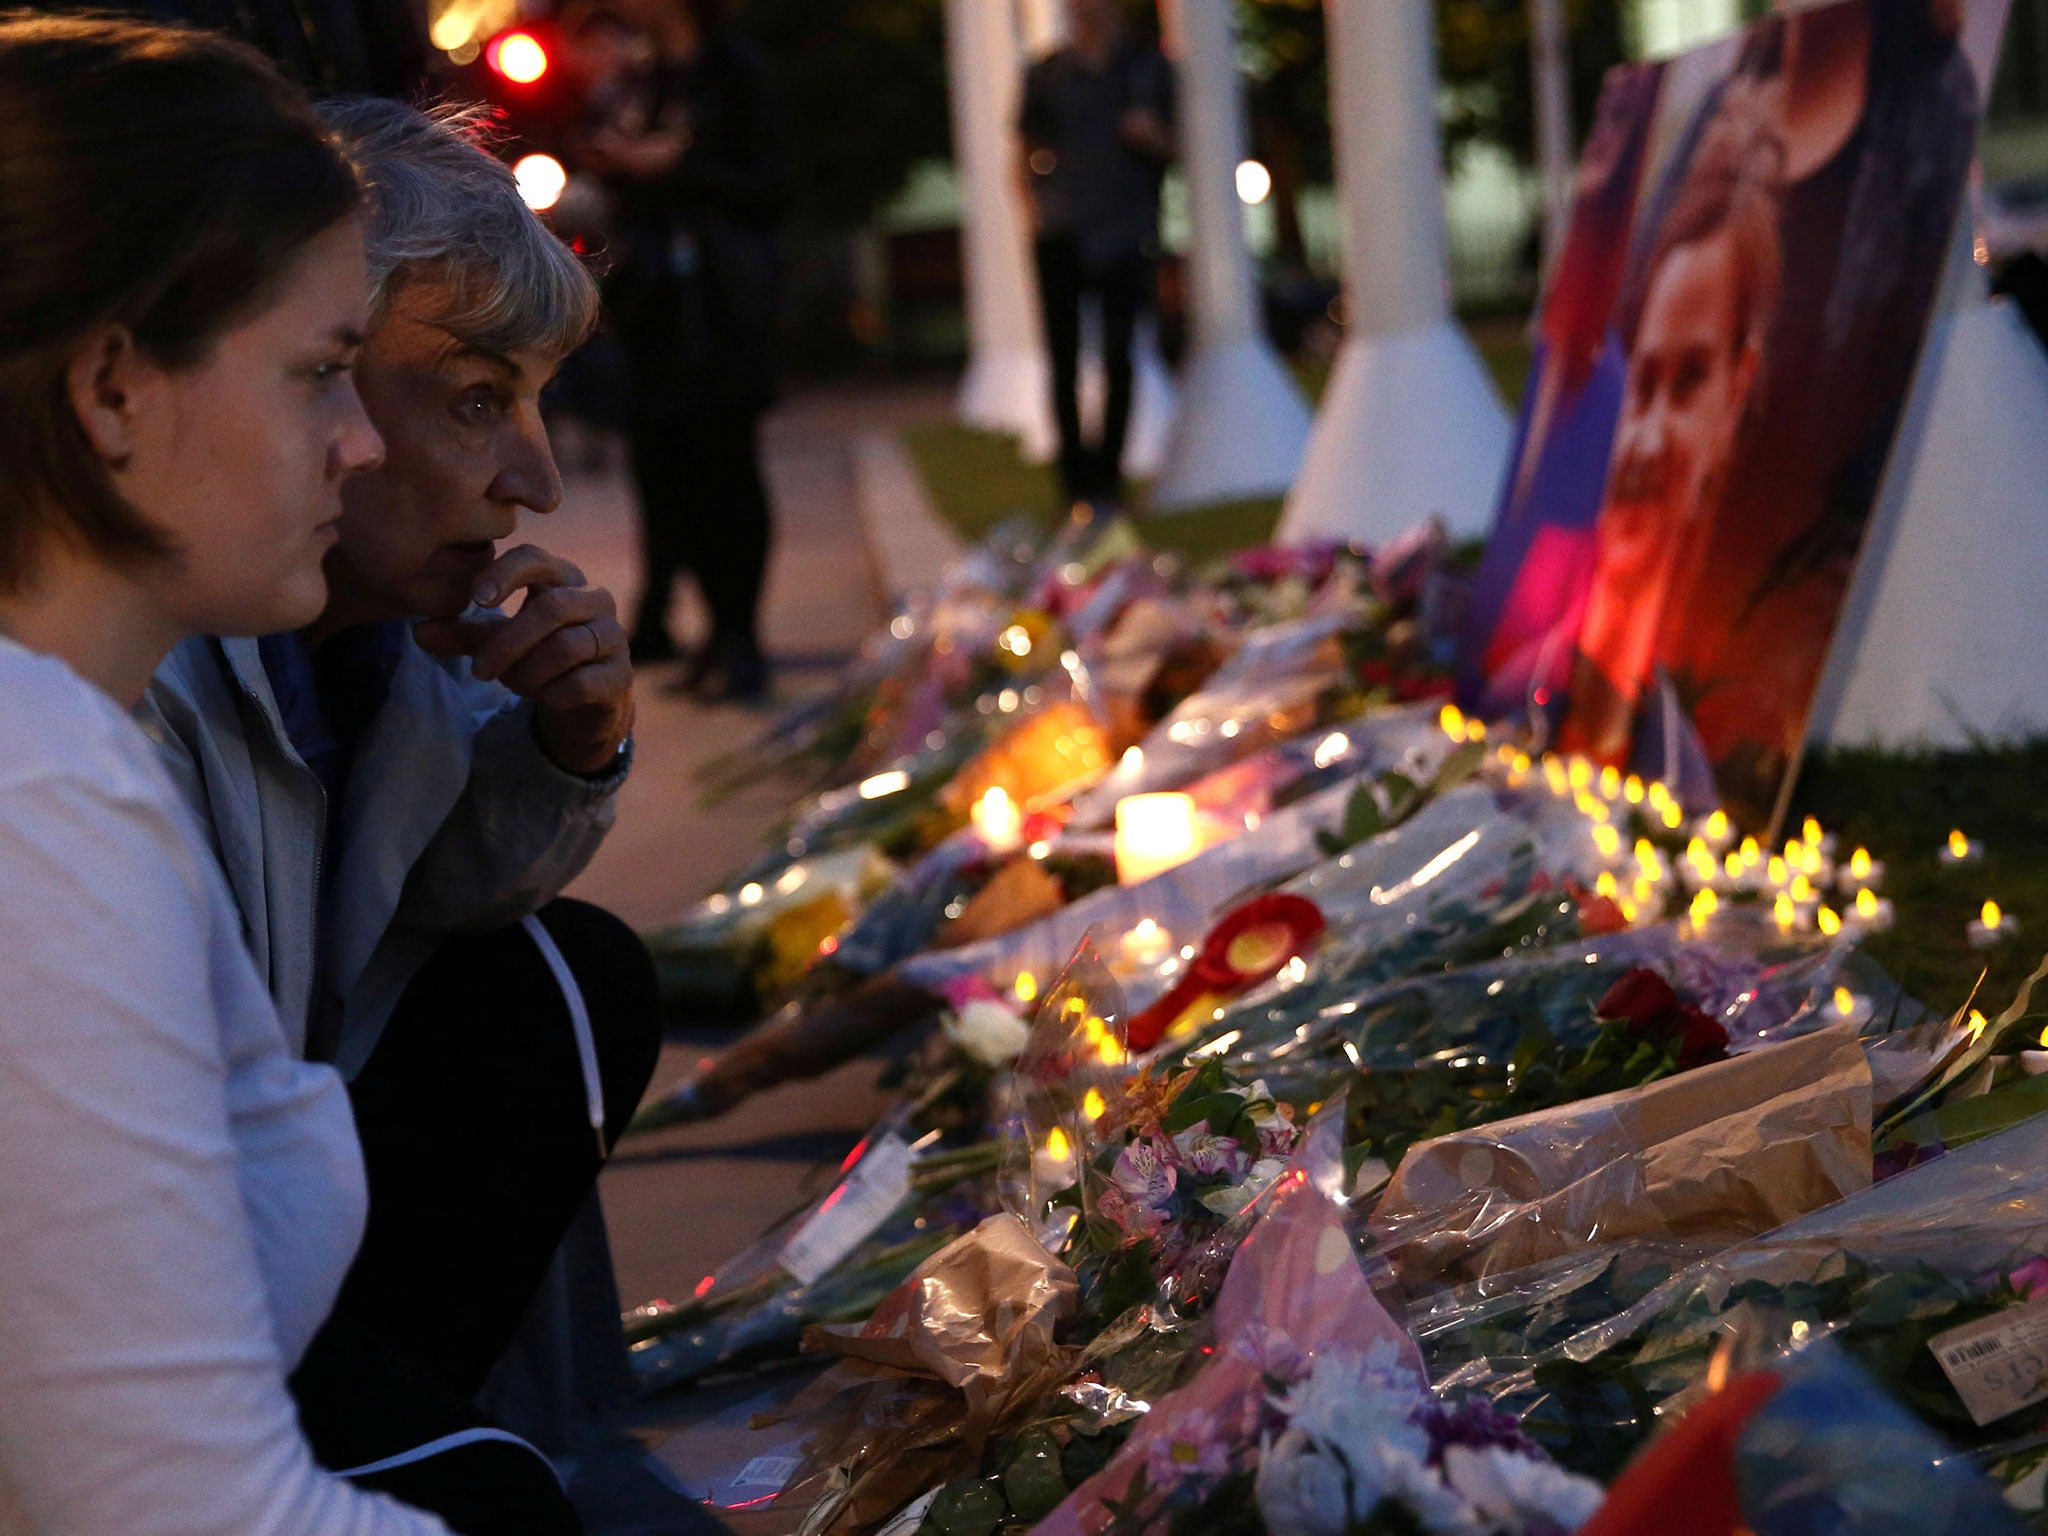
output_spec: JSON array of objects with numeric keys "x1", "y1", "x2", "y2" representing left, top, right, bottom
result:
[
  {"x1": 1529, "y1": 0, "x2": 1574, "y2": 270},
  {"x1": 1149, "y1": 0, "x2": 1312, "y2": 511},
  {"x1": 1809, "y1": 237, "x2": 2048, "y2": 751},
  {"x1": 1277, "y1": 0, "x2": 1513, "y2": 545},
  {"x1": 1017, "y1": 0, "x2": 1065, "y2": 52},
  {"x1": 946, "y1": 0, "x2": 1053, "y2": 451}
]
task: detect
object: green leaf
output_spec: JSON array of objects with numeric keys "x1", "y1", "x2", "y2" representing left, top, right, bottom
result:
[
  {"x1": 921, "y1": 1477, "x2": 1007, "y2": 1536},
  {"x1": 1001, "y1": 1431, "x2": 1068, "y2": 1523}
]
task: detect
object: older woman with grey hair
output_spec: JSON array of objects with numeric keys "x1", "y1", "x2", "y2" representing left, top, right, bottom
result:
[{"x1": 146, "y1": 99, "x2": 661, "y2": 1536}]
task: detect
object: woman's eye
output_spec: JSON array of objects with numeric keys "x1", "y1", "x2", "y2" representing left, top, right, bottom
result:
[
  {"x1": 458, "y1": 388, "x2": 504, "y2": 421},
  {"x1": 312, "y1": 360, "x2": 354, "y2": 384}
]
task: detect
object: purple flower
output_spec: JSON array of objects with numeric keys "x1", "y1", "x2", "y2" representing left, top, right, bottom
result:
[
  {"x1": 1419, "y1": 1396, "x2": 1543, "y2": 1466},
  {"x1": 1111, "y1": 1135, "x2": 1179, "y2": 1208},
  {"x1": 1171, "y1": 1120, "x2": 1254, "y2": 1182}
]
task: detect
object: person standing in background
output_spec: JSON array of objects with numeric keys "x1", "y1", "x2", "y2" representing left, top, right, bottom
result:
[
  {"x1": 585, "y1": 0, "x2": 782, "y2": 702},
  {"x1": 1018, "y1": 0, "x2": 1173, "y2": 515}
]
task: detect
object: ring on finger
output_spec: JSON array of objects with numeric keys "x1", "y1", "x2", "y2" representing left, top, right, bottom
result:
[{"x1": 580, "y1": 621, "x2": 603, "y2": 664}]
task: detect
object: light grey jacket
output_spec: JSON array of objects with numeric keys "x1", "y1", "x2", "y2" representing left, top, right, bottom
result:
[{"x1": 142, "y1": 631, "x2": 627, "y2": 1078}]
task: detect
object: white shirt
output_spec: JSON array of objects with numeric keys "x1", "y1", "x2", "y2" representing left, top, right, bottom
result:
[{"x1": 0, "y1": 638, "x2": 447, "y2": 1535}]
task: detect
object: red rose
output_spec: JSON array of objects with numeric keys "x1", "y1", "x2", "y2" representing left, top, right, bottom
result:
[
  {"x1": 1598, "y1": 968, "x2": 1680, "y2": 1031},
  {"x1": 1675, "y1": 1004, "x2": 1729, "y2": 1069}
]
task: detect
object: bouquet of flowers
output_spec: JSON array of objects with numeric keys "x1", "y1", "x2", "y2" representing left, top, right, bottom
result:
[
  {"x1": 924, "y1": 1102, "x2": 1604, "y2": 1536},
  {"x1": 1420, "y1": 1110, "x2": 2048, "y2": 1493},
  {"x1": 624, "y1": 1114, "x2": 1004, "y2": 1392},
  {"x1": 1217, "y1": 913, "x2": 1851, "y2": 1108}
]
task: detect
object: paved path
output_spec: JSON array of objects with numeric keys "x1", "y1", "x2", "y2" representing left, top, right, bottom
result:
[{"x1": 547, "y1": 383, "x2": 947, "y2": 1355}]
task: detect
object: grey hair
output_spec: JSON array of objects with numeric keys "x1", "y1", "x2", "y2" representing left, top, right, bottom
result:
[{"x1": 316, "y1": 97, "x2": 600, "y2": 357}]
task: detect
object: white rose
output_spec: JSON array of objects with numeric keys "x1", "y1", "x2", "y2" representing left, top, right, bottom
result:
[
  {"x1": 1255, "y1": 1429, "x2": 1352, "y2": 1536},
  {"x1": 1440, "y1": 1445, "x2": 1605, "y2": 1534},
  {"x1": 942, "y1": 998, "x2": 1030, "y2": 1067}
]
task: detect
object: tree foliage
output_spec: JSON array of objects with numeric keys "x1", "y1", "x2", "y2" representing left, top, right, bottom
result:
[
  {"x1": 738, "y1": 0, "x2": 951, "y2": 228},
  {"x1": 733, "y1": 0, "x2": 1633, "y2": 233},
  {"x1": 1238, "y1": 0, "x2": 1629, "y2": 175}
]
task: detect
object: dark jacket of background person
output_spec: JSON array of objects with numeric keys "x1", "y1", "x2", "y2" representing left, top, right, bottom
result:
[
  {"x1": 1019, "y1": 36, "x2": 1173, "y2": 274},
  {"x1": 601, "y1": 34, "x2": 785, "y2": 417}
]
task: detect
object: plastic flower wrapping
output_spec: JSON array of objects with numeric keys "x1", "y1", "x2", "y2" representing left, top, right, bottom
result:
[{"x1": 1412, "y1": 1109, "x2": 2048, "y2": 1502}]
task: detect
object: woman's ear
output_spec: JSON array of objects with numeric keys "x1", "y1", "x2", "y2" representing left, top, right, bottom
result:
[{"x1": 64, "y1": 327, "x2": 145, "y2": 468}]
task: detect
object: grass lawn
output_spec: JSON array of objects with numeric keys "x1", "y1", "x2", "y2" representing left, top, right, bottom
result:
[
  {"x1": 901, "y1": 321, "x2": 1535, "y2": 563},
  {"x1": 898, "y1": 419, "x2": 1286, "y2": 563},
  {"x1": 1787, "y1": 743, "x2": 2048, "y2": 1020}
]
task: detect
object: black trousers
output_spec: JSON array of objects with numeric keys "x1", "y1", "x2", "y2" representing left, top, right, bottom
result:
[
  {"x1": 627, "y1": 404, "x2": 774, "y2": 651},
  {"x1": 1035, "y1": 233, "x2": 1153, "y2": 505},
  {"x1": 291, "y1": 899, "x2": 663, "y2": 1536}
]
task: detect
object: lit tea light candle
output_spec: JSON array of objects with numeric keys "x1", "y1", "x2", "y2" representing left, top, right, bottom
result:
[
  {"x1": 1693, "y1": 809, "x2": 1736, "y2": 853},
  {"x1": 1827, "y1": 984, "x2": 1873, "y2": 1029},
  {"x1": 1119, "y1": 917, "x2": 1174, "y2": 969},
  {"x1": 1843, "y1": 886, "x2": 1895, "y2": 935},
  {"x1": 1940, "y1": 829, "x2": 1984, "y2": 866},
  {"x1": 1033, "y1": 1125, "x2": 1078, "y2": 1186},
  {"x1": 1688, "y1": 887, "x2": 1719, "y2": 930},
  {"x1": 1841, "y1": 847, "x2": 1884, "y2": 889},
  {"x1": 1968, "y1": 899, "x2": 2019, "y2": 949},
  {"x1": 1683, "y1": 837, "x2": 1721, "y2": 888},
  {"x1": 1801, "y1": 817, "x2": 1838, "y2": 858},
  {"x1": 1114, "y1": 792, "x2": 1202, "y2": 884},
  {"x1": 972, "y1": 785, "x2": 1024, "y2": 853}
]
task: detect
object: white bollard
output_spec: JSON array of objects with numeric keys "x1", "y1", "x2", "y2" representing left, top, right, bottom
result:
[
  {"x1": 1810, "y1": 242, "x2": 2048, "y2": 750},
  {"x1": 946, "y1": 0, "x2": 1054, "y2": 453},
  {"x1": 1148, "y1": 0, "x2": 1311, "y2": 511},
  {"x1": 1277, "y1": 0, "x2": 1512, "y2": 545}
]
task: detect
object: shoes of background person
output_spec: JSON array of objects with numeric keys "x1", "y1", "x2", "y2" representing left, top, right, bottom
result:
[{"x1": 667, "y1": 632, "x2": 770, "y2": 705}]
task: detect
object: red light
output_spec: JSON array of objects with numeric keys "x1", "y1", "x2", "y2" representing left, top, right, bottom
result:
[{"x1": 486, "y1": 30, "x2": 549, "y2": 83}]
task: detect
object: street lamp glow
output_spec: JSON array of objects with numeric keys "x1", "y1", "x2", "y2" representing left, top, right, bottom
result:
[
  {"x1": 487, "y1": 29, "x2": 548, "y2": 83},
  {"x1": 1234, "y1": 158, "x2": 1272, "y2": 205},
  {"x1": 513, "y1": 153, "x2": 566, "y2": 212}
]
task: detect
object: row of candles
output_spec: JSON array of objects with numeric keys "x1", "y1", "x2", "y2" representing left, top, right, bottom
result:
[
  {"x1": 1462, "y1": 707, "x2": 2022, "y2": 952},
  {"x1": 968, "y1": 706, "x2": 2022, "y2": 993}
]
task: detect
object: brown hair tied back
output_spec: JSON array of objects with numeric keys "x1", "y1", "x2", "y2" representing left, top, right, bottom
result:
[
  {"x1": 0, "y1": 12, "x2": 361, "y2": 589},
  {"x1": 1647, "y1": 103, "x2": 1787, "y2": 365}
]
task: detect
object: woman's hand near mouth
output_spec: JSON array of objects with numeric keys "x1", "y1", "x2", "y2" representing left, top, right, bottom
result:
[{"x1": 414, "y1": 542, "x2": 634, "y2": 775}]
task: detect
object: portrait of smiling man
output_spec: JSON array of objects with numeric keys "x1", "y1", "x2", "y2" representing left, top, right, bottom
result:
[{"x1": 144, "y1": 99, "x2": 660, "y2": 1515}]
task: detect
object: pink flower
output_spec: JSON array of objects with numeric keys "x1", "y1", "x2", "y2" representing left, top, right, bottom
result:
[
  {"x1": 1098, "y1": 1136, "x2": 1179, "y2": 1239},
  {"x1": 2010, "y1": 1257, "x2": 2048, "y2": 1299},
  {"x1": 1171, "y1": 1120, "x2": 1254, "y2": 1182},
  {"x1": 1144, "y1": 1405, "x2": 1236, "y2": 1486},
  {"x1": 1097, "y1": 1182, "x2": 1171, "y2": 1239}
]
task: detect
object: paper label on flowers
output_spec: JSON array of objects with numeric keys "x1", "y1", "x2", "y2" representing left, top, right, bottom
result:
[
  {"x1": 733, "y1": 1454, "x2": 802, "y2": 1491},
  {"x1": 1930, "y1": 1298, "x2": 2048, "y2": 1426},
  {"x1": 779, "y1": 1133, "x2": 915, "y2": 1286}
]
